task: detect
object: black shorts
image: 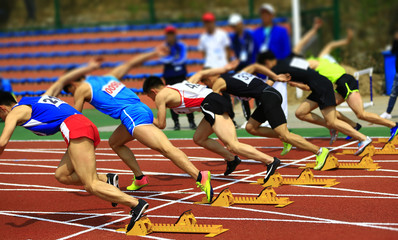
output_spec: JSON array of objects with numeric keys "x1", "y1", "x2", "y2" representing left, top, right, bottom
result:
[
  {"x1": 200, "y1": 92, "x2": 234, "y2": 126},
  {"x1": 335, "y1": 74, "x2": 359, "y2": 99},
  {"x1": 250, "y1": 86, "x2": 287, "y2": 129},
  {"x1": 306, "y1": 73, "x2": 337, "y2": 109}
]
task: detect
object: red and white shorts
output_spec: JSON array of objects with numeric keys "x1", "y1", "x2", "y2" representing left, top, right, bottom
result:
[{"x1": 60, "y1": 114, "x2": 100, "y2": 147}]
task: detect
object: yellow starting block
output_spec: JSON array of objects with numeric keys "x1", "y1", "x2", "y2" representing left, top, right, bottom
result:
[
  {"x1": 374, "y1": 136, "x2": 398, "y2": 144},
  {"x1": 304, "y1": 154, "x2": 380, "y2": 171},
  {"x1": 251, "y1": 168, "x2": 339, "y2": 187},
  {"x1": 338, "y1": 144, "x2": 375, "y2": 156},
  {"x1": 195, "y1": 187, "x2": 293, "y2": 208},
  {"x1": 376, "y1": 141, "x2": 398, "y2": 155},
  {"x1": 117, "y1": 210, "x2": 229, "y2": 237}
]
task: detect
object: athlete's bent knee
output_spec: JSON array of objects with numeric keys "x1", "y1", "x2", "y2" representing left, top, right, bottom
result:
[{"x1": 245, "y1": 123, "x2": 257, "y2": 135}]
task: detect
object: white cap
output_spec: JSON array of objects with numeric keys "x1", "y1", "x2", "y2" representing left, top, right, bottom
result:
[
  {"x1": 228, "y1": 13, "x2": 243, "y2": 26},
  {"x1": 260, "y1": 3, "x2": 275, "y2": 14}
]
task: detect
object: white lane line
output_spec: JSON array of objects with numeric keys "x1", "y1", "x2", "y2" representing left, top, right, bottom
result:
[
  {"x1": 292, "y1": 185, "x2": 398, "y2": 197},
  {"x1": 65, "y1": 211, "x2": 124, "y2": 223}
]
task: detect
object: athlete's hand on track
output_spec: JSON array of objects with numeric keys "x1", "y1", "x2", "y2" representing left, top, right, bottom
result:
[{"x1": 275, "y1": 73, "x2": 291, "y2": 82}]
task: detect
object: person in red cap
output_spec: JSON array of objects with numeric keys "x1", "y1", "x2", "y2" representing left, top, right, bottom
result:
[
  {"x1": 159, "y1": 25, "x2": 197, "y2": 130},
  {"x1": 198, "y1": 12, "x2": 231, "y2": 68}
]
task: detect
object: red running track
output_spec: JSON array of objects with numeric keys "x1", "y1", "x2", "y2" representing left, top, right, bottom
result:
[{"x1": 1, "y1": 138, "x2": 398, "y2": 239}]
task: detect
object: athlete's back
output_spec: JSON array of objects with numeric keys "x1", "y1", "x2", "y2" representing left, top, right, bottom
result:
[
  {"x1": 17, "y1": 95, "x2": 81, "y2": 136},
  {"x1": 86, "y1": 75, "x2": 142, "y2": 119}
]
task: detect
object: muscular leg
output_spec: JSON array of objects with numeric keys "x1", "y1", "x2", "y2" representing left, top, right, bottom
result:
[
  {"x1": 335, "y1": 93, "x2": 357, "y2": 128},
  {"x1": 68, "y1": 137, "x2": 138, "y2": 207},
  {"x1": 245, "y1": 118, "x2": 279, "y2": 138},
  {"x1": 295, "y1": 99, "x2": 328, "y2": 127},
  {"x1": 193, "y1": 118, "x2": 235, "y2": 161},
  {"x1": 109, "y1": 124, "x2": 143, "y2": 176},
  {"x1": 273, "y1": 124, "x2": 319, "y2": 154},
  {"x1": 321, "y1": 106, "x2": 367, "y2": 141},
  {"x1": 55, "y1": 152, "x2": 107, "y2": 185},
  {"x1": 133, "y1": 124, "x2": 199, "y2": 179},
  {"x1": 212, "y1": 113, "x2": 274, "y2": 164},
  {"x1": 347, "y1": 92, "x2": 396, "y2": 128}
]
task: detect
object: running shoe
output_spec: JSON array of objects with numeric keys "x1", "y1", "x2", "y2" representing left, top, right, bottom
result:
[
  {"x1": 126, "y1": 176, "x2": 149, "y2": 191},
  {"x1": 126, "y1": 199, "x2": 149, "y2": 232},
  {"x1": 380, "y1": 112, "x2": 392, "y2": 120},
  {"x1": 345, "y1": 123, "x2": 362, "y2": 141},
  {"x1": 354, "y1": 136, "x2": 372, "y2": 156},
  {"x1": 106, "y1": 173, "x2": 119, "y2": 207},
  {"x1": 314, "y1": 147, "x2": 330, "y2": 170},
  {"x1": 281, "y1": 142, "x2": 292, "y2": 156},
  {"x1": 224, "y1": 156, "x2": 241, "y2": 176},
  {"x1": 263, "y1": 157, "x2": 281, "y2": 184},
  {"x1": 196, "y1": 171, "x2": 214, "y2": 203},
  {"x1": 388, "y1": 123, "x2": 398, "y2": 142},
  {"x1": 329, "y1": 129, "x2": 338, "y2": 145}
]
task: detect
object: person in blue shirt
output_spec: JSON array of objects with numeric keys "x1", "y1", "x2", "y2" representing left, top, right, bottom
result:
[
  {"x1": 0, "y1": 76, "x2": 12, "y2": 93},
  {"x1": 57, "y1": 50, "x2": 214, "y2": 203},
  {"x1": 160, "y1": 25, "x2": 196, "y2": 130},
  {"x1": 252, "y1": 3, "x2": 291, "y2": 60},
  {"x1": 0, "y1": 75, "x2": 149, "y2": 232}
]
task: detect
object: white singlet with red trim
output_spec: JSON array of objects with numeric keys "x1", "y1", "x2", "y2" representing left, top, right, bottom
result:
[{"x1": 167, "y1": 81, "x2": 212, "y2": 114}]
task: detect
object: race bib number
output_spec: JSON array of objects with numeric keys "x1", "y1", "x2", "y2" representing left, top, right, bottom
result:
[
  {"x1": 102, "y1": 80, "x2": 125, "y2": 97},
  {"x1": 38, "y1": 95, "x2": 65, "y2": 107},
  {"x1": 232, "y1": 71, "x2": 256, "y2": 85},
  {"x1": 290, "y1": 57, "x2": 309, "y2": 70},
  {"x1": 183, "y1": 82, "x2": 200, "y2": 89}
]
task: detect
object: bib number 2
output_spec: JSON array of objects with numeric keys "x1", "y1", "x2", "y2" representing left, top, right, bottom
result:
[{"x1": 39, "y1": 95, "x2": 65, "y2": 107}]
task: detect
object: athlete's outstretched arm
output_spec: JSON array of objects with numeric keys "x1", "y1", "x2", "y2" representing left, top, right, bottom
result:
[
  {"x1": 289, "y1": 81, "x2": 311, "y2": 91},
  {"x1": 293, "y1": 17, "x2": 323, "y2": 55},
  {"x1": 242, "y1": 63, "x2": 291, "y2": 82},
  {"x1": 153, "y1": 92, "x2": 168, "y2": 129},
  {"x1": 107, "y1": 46, "x2": 165, "y2": 80},
  {"x1": 45, "y1": 58, "x2": 102, "y2": 97},
  {"x1": 188, "y1": 60, "x2": 239, "y2": 84},
  {"x1": 318, "y1": 28, "x2": 354, "y2": 58},
  {"x1": 0, "y1": 106, "x2": 31, "y2": 154}
]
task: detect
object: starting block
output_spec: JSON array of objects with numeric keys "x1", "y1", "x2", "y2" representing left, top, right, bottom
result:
[
  {"x1": 304, "y1": 154, "x2": 380, "y2": 171},
  {"x1": 374, "y1": 136, "x2": 398, "y2": 145},
  {"x1": 251, "y1": 168, "x2": 340, "y2": 187},
  {"x1": 376, "y1": 141, "x2": 398, "y2": 155},
  {"x1": 195, "y1": 187, "x2": 293, "y2": 208},
  {"x1": 117, "y1": 210, "x2": 229, "y2": 237},
  {"x1": 338, "y1": 144, "x2": 375, "y2": 157}
]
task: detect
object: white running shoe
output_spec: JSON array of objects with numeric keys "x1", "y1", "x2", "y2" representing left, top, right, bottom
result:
[{"x1": 380, "y1": 112, "x2": 392, "y2": 120}]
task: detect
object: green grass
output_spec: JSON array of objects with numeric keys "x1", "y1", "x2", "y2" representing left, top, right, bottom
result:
[{"x1": 2, "y1": 109, "x2": 392, "y2": 141}]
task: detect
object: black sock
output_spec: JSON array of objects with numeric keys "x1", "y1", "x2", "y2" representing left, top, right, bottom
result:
[
  {"x1": 196, "y1": 171, "x2": 202, "y2": 182},
  {"x1": 135, "y1": 175, "x2": 144, "y2": 180},
  {"x1": 355, "y1": 123, "x2": 362, "y2": 130}
]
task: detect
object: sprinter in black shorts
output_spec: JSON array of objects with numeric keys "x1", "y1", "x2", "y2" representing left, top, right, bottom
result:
[
  {"x1": 255, "y1": 51, "x2": 372, "y2": 156},
  {"x1": 190, "y1": 65, "x2": 330, "y2": 170}
]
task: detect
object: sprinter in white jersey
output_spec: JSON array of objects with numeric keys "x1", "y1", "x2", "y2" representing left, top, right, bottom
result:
[
  {"x1": 143, "y1": 72, "x2": 283, "y2": 184},
  {"x1": 54, "y1": 50, "x2": 214, "y2": 203}
]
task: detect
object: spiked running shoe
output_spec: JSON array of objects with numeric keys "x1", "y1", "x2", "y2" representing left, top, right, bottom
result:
[
  {"x1": 281, "y1": 142, "x2": 292, "y2": 156},
  {"x1": 263, "y1": 157, "x2": 280, "y2": 184},
  {"x1": 388, "y1": 123, "x2": 398, "y2": 142},
  {"x1": 126, "y1": 176, "x2": 149, "y2": 191},
  {"x1": 354, "y1": 136, "x2": 372, "y2": 156},
  {"x1": 345, "y1": 123, "x2": 362, "y2": 141},
  {"x1": 106, "y1": 173, "x2": 119, "y2": 207},
  {"x1": 329, "y1": 129, "x2": 338, "y2": 145},
  {"x1": 224, "y1": 156, "x2": 241, "y2": 176},
  {"x1": 126, "y1": 199, "x2": 149, "y2": 232},
  {"x1": 196, "y1": 171, "x2": 213, "y2": 203},
  {"x1": 314, "y1": 147, "x2": 330, "y2": 170}
]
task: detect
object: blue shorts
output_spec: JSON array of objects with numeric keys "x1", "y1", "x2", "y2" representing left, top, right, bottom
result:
[{"x1": 120, "y1": 103, "x2": 153, "y2": 136}]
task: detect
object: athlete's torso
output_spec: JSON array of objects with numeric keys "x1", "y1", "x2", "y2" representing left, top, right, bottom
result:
[
  {"x1": 166, "y1": 80, "x2": 213, "y2": 114},
  {"x1": 85, "y1": 75, "x2": 142, "y2": 119},
  {"x1": 221, "y1": 71, "x2": 269, "y2": 99},
  {"x1": 16, "y1": 95, "x2": 81, "y2": 136}
]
